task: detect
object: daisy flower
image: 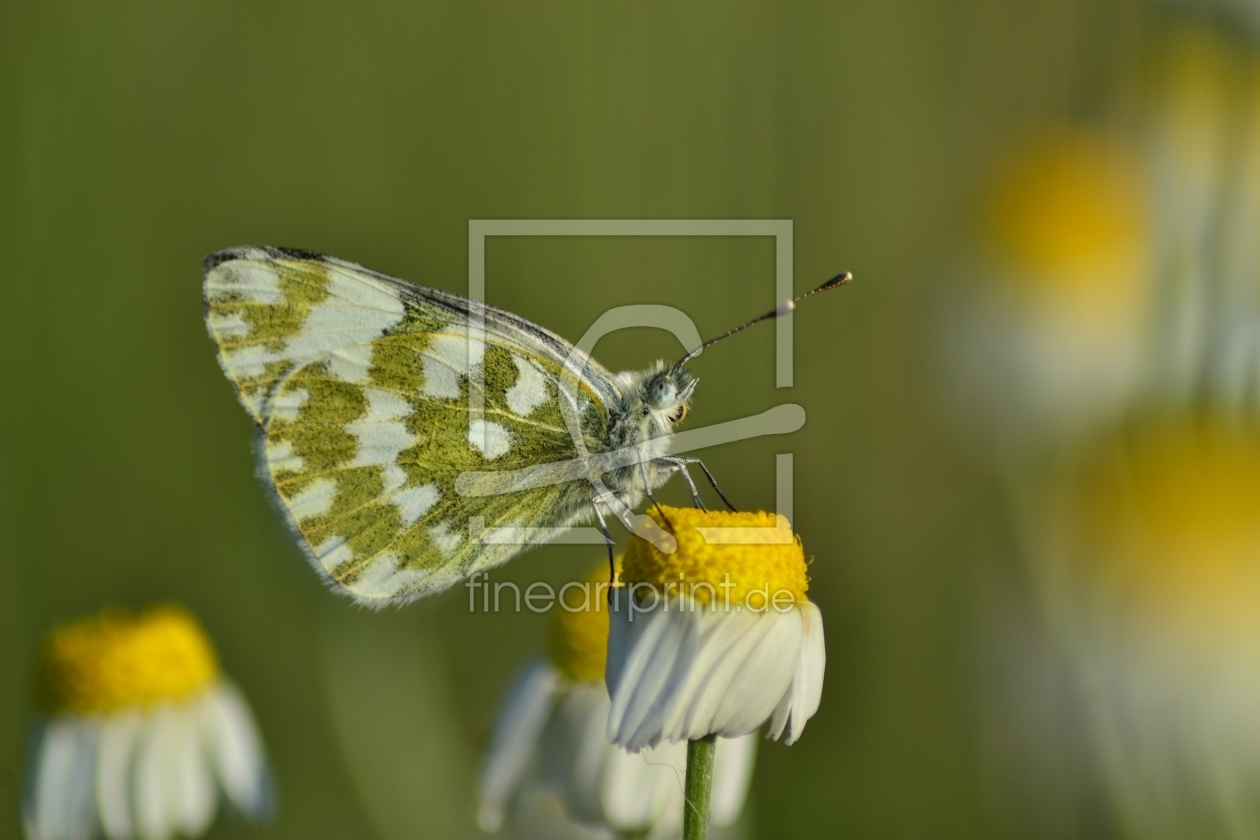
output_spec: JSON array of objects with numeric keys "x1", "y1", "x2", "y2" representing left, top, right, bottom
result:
[
  {"x1": 477, "y1": 562, "x2": 756, "y2": 838},
  {"x1": 942, "y1": 127, "x2": 1152, "y2": 449},
  {"x1": 604, "y1": 506, "x2": 825, "y2": 751},
  {"x1": 23, "y1": 605, "x2": 270, "y2": 840},
  {"x1": 1027, "y1": 418, "x2": 1260, "y2": 834}
]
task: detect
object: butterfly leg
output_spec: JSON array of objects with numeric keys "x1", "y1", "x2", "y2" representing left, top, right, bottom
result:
[
  {"x1": 590, "y1": 499, "x2": 617, "y2": 588},
  {"x1": 670, "y1": 457, "x2": 738, "y2": 512},
  {"x1": 638, "y1": 458, "x2": 674, "y2": 530},
  {"x1": 670, "y1": 460, "x2": 708, "y2": 511}
]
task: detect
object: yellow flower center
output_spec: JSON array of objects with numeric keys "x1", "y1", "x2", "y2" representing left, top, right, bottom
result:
[
  {"x1": 548, "y1": 562, "x2": 621, "y2": 683},
  {"x1": 40, "y1": 605, "x2": 220, "y2": 716},
  {"x1": 623, "y1": 506, "x2": 809, "y2": 610},
  {"x1": 1076, "y1": 421, "x2": 1260, "y2": 636},
  {"x1": 982, "y1": 129, "x2": 1148, "y2": 321}
]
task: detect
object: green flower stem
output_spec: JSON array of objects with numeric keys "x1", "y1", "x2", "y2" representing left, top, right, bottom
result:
[{"x1": 683, "y1": 734, "x2": 717, "y2": 840}]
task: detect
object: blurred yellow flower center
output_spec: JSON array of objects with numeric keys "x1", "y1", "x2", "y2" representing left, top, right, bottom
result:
[
  {"x1": 984, "y1": 129, "x2": 1148, "y2": 318},
  {"x1": 548, "y1": 562, "x2": 620, "y2": 683},
  {"x1": 623, "y1": 506, "x2": 809, "y2": 610},
  {"x1": 41, "y1": 605, "x2": 219, "y2": 716},
  {"x1": 1078, "y1": 423, "x2": 1260, "y2": 630}
]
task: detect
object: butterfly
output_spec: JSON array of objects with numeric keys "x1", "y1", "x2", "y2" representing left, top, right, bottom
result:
[{"x1": 204, "y1": 246, "x2": 849, "y2": 605}]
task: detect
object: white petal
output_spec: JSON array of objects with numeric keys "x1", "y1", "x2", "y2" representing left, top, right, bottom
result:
[
  {"x1": 605, "y1": 595, "x2": 694, "y2": 751},
  {"x1": 170, "y1": 703, "x2": 215, "y2": 836},
  {"x1": 27, "y1": 719, "x2": 99, "y2": 840},
  {"x1": 605, "y1": 594, "x2": 803, "y2": 750},
  {"x1": 662, "y1": 608, "x2": 770, "y2": 741},
  {"x1": 133, "y1": 707, "x2": 175, "y2": 840},
  {"x1": 96, "y1": 712, "x2": 142, "y2": 839},
  {"x1": 599, "y1": 739, "x2": 685, "y2": 832},
  {"x1": 604, "y1": 592, "x2": 634, "y2": 697},
  {"x1": 477, "y1": 661, "x2": 560, "y2": 831},
  {"x1": 536, "y1": 682, "x2": 687, "y2": 835},
  {"x1": 707, "y1": 609, "x2": 801, "y2": 737},
  {"x1": 768, "y1": 603, "x2": 826, "y2": 744},
  {"x1": 621, "y1": 613, "x2": 698, "y2": 751},
  {"x1": 790, "y1": 602, "x2": 827, "y2": 741},
  {"x1": 710, "y1": 734, "x2": 757, "y2": 826},
  {"x1": 202, "y1": 682, "x2": 270, "y2": 817},
  {"x1": 538, "y1": 683, "x2": 609, "y2": 827}
]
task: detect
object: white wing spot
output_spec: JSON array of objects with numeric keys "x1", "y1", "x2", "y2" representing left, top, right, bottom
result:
[
  {"x1": 423, "y1": 356, "x2": 463, "y2": 398},
  {"x1": 422, "y1": 332, "x2": 486, "y2": 399},
  {"x1": 289, "y1": 479, "x2": 337, "y2": 521},
  {"x1": 351, "y1": 552, "x2": 396, "y2": 594},
  {"x1": 378, "y1": 459, "x2": 438, "y2": 525},
  {"x1": 206, "y1": 262, "x2": 281, "y2": 304},
  {"x1": 382, "y1": 464, "x2": 408, "y2": 494},
  {"x1": 394, "y1": 484, "x2": 439, "y2": 525},
  {"x1": 326, "y1": 343, "x2": 375, "y2": 384},
  {"x1": 273, "y1": 267, "x2": 404, "y2": 378},
  {"x1": 221, "y1": 343, "x2": 282, "y2": 379},
  {"x1": 506, "y1": 355, "x2": 550, "y2": 417},
  {"x1": 207, "y1": 311, "x2": 250, "y2": 339},
  {"x1": 429, "y1": 522, "x2": 462, "y2": 556},
  {"x1": 468, "y1": 420, "x2": 511, "y2": 460},
  {"x1": 314, "y1": 536, "x2": 353, "y2": 575},
  {"x1": 266, "y1": 440, "x2": 305, "y2": 474},
  {"x1": 429, "y1": 333, "x2": 485, "y2": 373},
  {"x1": 348, "y1": 553, "x2": 427, "y2": 599},
  {"x1": 272, "y1": 389, "x2": 309, "y2": 422},
  {"x1": 347, "y1": 389, "x2": 417, "y2": 468}
]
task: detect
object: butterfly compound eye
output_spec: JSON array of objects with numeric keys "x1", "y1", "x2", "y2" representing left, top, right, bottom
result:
[{"x1": 647, "y1": 377, "x2": 678, "y2": 410}]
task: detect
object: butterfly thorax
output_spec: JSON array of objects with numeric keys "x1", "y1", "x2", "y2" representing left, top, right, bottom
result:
[{"x1": 603, "y1": 362, "x2": 696, "y2": 502}]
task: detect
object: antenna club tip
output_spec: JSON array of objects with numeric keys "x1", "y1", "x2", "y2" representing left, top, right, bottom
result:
[
  {"x1": 806, "y1": 272, "x2": 854, "y2": 295},
  {"x1": 674, "y1": 268, "x2": 852, "y2": 368}
]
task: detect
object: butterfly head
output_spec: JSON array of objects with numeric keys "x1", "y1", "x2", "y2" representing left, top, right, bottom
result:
[{"x1": 644, "y1": 362, "x2": 697, "y2": 426}]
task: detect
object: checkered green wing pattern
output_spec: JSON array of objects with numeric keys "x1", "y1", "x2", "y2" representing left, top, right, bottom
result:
[{"x1": 204, "y1": 247, "x2": 615, "y2": 604}]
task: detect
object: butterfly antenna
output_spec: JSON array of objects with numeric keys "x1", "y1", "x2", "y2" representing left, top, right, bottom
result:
[{"x1": 671, "y1": 272, "x2": 854, "y2": 371}]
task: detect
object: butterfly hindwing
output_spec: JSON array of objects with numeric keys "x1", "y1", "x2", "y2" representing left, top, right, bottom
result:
[{"x1": 204, "y1": 247, "x2": 613, "y2": 604}]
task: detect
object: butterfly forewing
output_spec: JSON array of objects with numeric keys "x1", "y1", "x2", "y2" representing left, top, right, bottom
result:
[{"x1": 204, "y1": 247, "x2": 613, "y2": 604}]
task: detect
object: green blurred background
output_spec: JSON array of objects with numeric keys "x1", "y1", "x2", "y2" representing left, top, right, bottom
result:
[{"x1": 0, "y1": 2, "x2": 1161, "y2": 838}]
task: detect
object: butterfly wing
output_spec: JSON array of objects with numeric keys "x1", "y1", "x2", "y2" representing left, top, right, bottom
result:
[{"x1": 204, "y1": 246, "x2": 616, "y2": 604}]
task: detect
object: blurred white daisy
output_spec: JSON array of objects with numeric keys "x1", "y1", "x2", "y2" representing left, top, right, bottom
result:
[
  {"x1": 1027, "y1": 417, "x2": 1260, "y2": 835},
  {"x1": 477, "y1": 561, "x2": 756, "y2": 839},
  {"x1": 23, "y1": 605, "x2": 270, "y2": 840},
  {"x1": 975, "y1": 26, "x2": 1260, "y2": 834},
  {"x1": 942, "y1": 127, "x2": 1152, "y2": 450},
  {"x1": 604, "y1": 507, "x2": 825, "y2": 752}
]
